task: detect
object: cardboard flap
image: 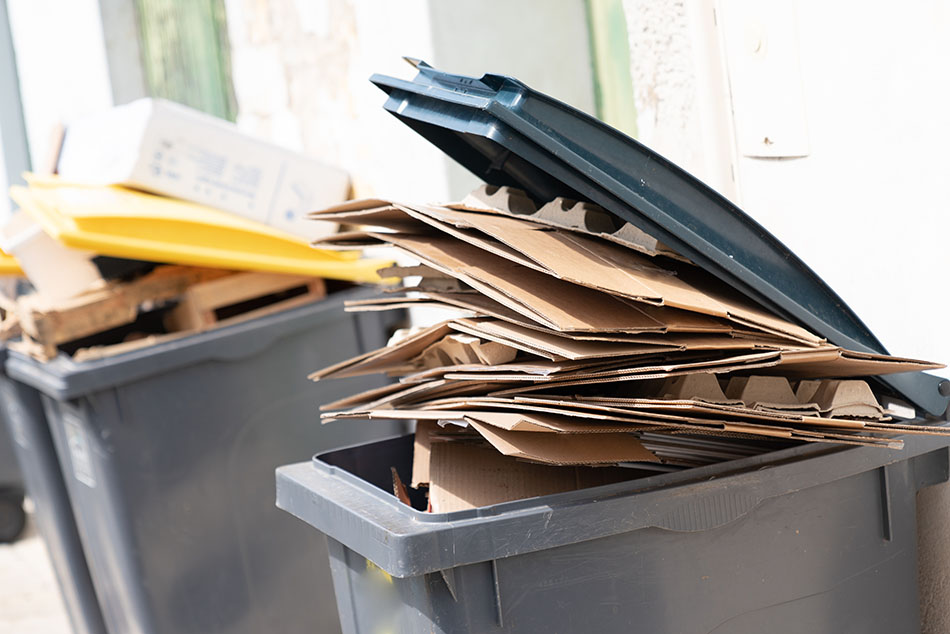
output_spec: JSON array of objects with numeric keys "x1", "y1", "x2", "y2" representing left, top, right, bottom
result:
[
  {"x1": 466, "y1": 420, "x2": 659, "y2": 466},
  {"x1": 427, "y1": 441, "x2": 634, "y2": 513}
]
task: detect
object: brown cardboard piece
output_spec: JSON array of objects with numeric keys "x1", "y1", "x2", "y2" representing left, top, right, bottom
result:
[
  {"x1": 309, "y1": 321, "x2": 454, "y2": 380},
  {"x1": 449, "y1": 318, "x2": 681, "y2": 361},
  {"x1": 795, "y1": 380, "x2": 822, "y2": 403},
  {"x1": 397, "y1": 358, "x2": 610, "y2": 385},
  {"x1": 427, "y1": 391, "x2": 896, "y2": 432},
  {"x1": 768, "y1": 348, "x2": 941, "y2": 377},
  {"x1": 411, "y1": 419, "x2": 439, "y2": 488},
  {"x1": 464, "y1": 399, "x2": 899, "y2": 447},
  {"x1": 310, "y1": 231, "x2": 390, "y2": 250},
  {"x1": 811, "y1": 380, "x2": 885, "y2": 419},
  {"x1": 376, "y1": 264, "x2": 452, "y2": 280},
  {"x1": 417, "y1": 333, "x2": 518, "y2": 368},
  {"x1": 488, "y1": 346, "x2": 941, "y2": 396},
  {"x1": 402, "y1": 203, "x2": 669, "y2": 303},
  {"x1": 457, "y1": 185, "x2": 538, "y2": 216},
  {"x1": 318, "y1": 381, "x2": 413, "y2": 412},
  {"x1": 420, "y1": 291, "x2": 731, "y2": 337},
  {"x1": 660, "y1": 373, "x2": 740, "y2": 404},
  {"x1": 422, "y1": 396, "x2": 904, "y2": 448},
  {"x1": 380, "y1": 232, "x2": 670, "y2": 334},
  {"x1": 396, "y1": 203, "x2": 822, "y2": 345},
  {"x1": 343, "y1": 295, "x2": 462, "y2": 314},
  {"x1": 463, "y1": 411, "x2": 653, "y2": 434},
  {"x1": 395, "y1": 278, "x2": 471, "y2": 294},
  {"x1": 319, "y1": 199, "x2": 818, "y2": 345},
  {"x1": 307, "y1": 199, "x2": 425, "y2": 232},
  {"x1": 724, "y1": 376, "x2": 819, "y2": 415},
  {"x1": 427, "y1": 440, "x2": 634, "y2": 513},
  {"x1": 306, "y1": 192, "x2": 946, "y2": 508},
  {"x1": 466, "y1": 420, "x2": 659, "y2": 465}
]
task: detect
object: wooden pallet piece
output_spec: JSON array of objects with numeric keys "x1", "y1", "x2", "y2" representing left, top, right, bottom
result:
[
  {"x1": 71, "y1": 275, "x2": 327, "y2": 363},
  {"x1": 14, "y1": 265, "x2": 231, "y2": 357},
  {"x1": 165, "y1": 272, "x2": 326, "y2": 332}
]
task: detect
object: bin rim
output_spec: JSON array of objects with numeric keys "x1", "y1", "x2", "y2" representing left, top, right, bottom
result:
[
  {"x1": 3, "y1": 285, "x2": 379, "y2": 400},
  {"x1": 277, "y1": 427, "x2": 950, "y2": 578},
  {"x1": 369, "y1": 60, "x2": 948, "y2": 417}
]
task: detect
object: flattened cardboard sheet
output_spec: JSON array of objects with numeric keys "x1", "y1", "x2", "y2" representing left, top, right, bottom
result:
[
  {"x1": 310, "y1": 322, "x2": 453, "y2": 380},
  {"x1": 382, "y1": 233, "x2": 668, "y2": 334},
  {"x1": 466, "y1": 420, "x2": 659, "y2": 465},
  {"x1": 428, "y1": 441, "x2": 634, "y2": 513},
  {"x1": 411, "y1": 419, "x2": 439, "y2": 488},
  {"x1": 421, "y1": 393, "x2": 905, "y2": 439},
  {"x1": 349, "y1": 201, "x2": 823, "y2": 345}
]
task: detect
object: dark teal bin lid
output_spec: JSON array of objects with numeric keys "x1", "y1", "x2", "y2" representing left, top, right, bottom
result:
[{"x1": 370, "y1": 60, "x2": 947, "y2": 416}]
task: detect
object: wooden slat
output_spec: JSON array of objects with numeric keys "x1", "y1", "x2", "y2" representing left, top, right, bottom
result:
[
  {"x1": 14, "y1": 266, "x2": 231, "y2": 349},
  {"x1": 166, "y1": 272, "x2": 326, "y2": 331}
]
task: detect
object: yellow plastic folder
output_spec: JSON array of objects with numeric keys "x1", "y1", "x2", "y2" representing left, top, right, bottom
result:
[
  {"x1": 11, "y1": 174, "x2": 391, "y2": 282},
  {"x1": 0, "y1": 248, "x2": 21, "y2": 275}
]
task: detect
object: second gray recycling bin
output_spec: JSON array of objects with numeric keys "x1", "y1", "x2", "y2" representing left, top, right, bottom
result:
[
  {"x1": 276, "y1": 62, "x2": 950, "y2": 633},
  {"x1": 0, "y1": 374, "x2": 26, "y2": 543},
  {"x1": 279, "y1": 433, "x2": 950, "y2": 633},
  {"x1": 0, "y1": 360, "x2": 108, "y2": 634},
  {"x1": 3, "y1": 286, "x2": 405, "y2": 634}
]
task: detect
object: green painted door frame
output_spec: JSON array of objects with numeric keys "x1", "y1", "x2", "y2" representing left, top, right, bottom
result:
[
  {"x1": 134, "y1": 0, "x2": 237, "y2": 120},
  {"x1": 585, "y1": 0, "x2": 637, "y2": 138}
]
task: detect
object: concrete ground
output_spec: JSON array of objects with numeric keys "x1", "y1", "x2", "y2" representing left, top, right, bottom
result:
[{"x1": 0, "y1": 504, "x2": 71, "y2": 634}]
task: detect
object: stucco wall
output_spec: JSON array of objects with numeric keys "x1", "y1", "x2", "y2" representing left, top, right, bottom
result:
[
  {"x1": 223, "y1": 0, "x2": 596, "y2": 203},
  {"x1": 621, "y1": 3, "x2": 950, "y2": 631},
  {"x1": 623, "y1": 0, "x2": 949, "y2": 382},
  {"x1": 621, "y1": 0, "x2": 736, "y2": 200}
]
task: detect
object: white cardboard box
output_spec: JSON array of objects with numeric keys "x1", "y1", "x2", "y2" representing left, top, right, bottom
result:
[{"x1": 56, "y1": 99, "x2": 349, "y2": 240}]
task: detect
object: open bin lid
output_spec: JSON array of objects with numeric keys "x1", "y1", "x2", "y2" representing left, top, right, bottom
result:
[{"x1": 370, "y1": 60, "x2": 948, "y2": 416}]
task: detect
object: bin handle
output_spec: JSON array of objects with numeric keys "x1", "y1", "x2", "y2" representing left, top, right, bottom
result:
[{"x1": 654, "y1": 489, "x2": 763, "y2": 532}]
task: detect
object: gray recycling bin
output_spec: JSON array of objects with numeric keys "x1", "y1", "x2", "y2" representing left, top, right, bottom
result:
[
  {"x1": 0, "y1": 363, "x2": 108, "y2": 634},
  {"x1": 0, "y1": 373, "x2": 26, "y2": 542},
  {"x1": 277, "y1": 432, "x2": 950, "y2": 634},
  {"x1": 276, "y1": 62, "x2": 950, "y2": 633},
  {"x1": 3, "y1": 286, "x2": 406, "y2": 634}
]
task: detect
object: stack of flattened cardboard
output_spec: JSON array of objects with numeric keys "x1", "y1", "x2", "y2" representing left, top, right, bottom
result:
[{"x1": 308, "y1": 185, "x2": 947, "y2": 513}]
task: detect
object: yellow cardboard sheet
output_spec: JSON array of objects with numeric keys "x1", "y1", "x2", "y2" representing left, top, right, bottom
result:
[
  {"x1": 11, "y1": 175, "x2": 390, "y2": 282},
  {"x1": 0, "y1": 248, "x2": 21, "y2": 275}
]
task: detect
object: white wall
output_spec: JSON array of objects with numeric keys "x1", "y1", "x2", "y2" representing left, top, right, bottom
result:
[
  {"x1": 624, "y1": 0, "x2": 950, "y2": 378},
  {"x1": 622, "y1": 0, "x2": 736, "y2": 200},
  {"x1": 224, "y1": 0, "x2": 596, "y2": 203},
  {"x1": 224, "y1": 0, "x2": 450, "y2": 203},
  {"x1": 7, "y1": 0, "x2": 115, "y2": 169},
  {"x1": 0, "y1": 127, "x2": 11, "y2": 219},
  {"x1": 724, "y1": 1, "x2": 950, "y2": 377}
]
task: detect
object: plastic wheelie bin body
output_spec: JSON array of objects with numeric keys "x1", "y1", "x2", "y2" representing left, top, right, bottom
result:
[
  {"x1": 4, "y1": 286, "x2": 406, "y2": 634},
  {"x1": 0, "y1": 364, "x2": 108, "y2": 634},
  {"x1": 275, "y1": 62, "x2": 950, "y2": 634},
  {"x1": 278, "y1": 433, "x2": 950, "y2": 634},
  {"x1": 0, "y1": 376, "x2": 26, "y2": 543}
]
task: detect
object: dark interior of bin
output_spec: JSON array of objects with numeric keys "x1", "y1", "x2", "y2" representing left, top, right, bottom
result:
[
  {"x1": 320, "y1": 434, "x2": 429, "y2": 511},
  {"x1": 317, "y1": 432, "x2": 801, "y2": 513}
]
